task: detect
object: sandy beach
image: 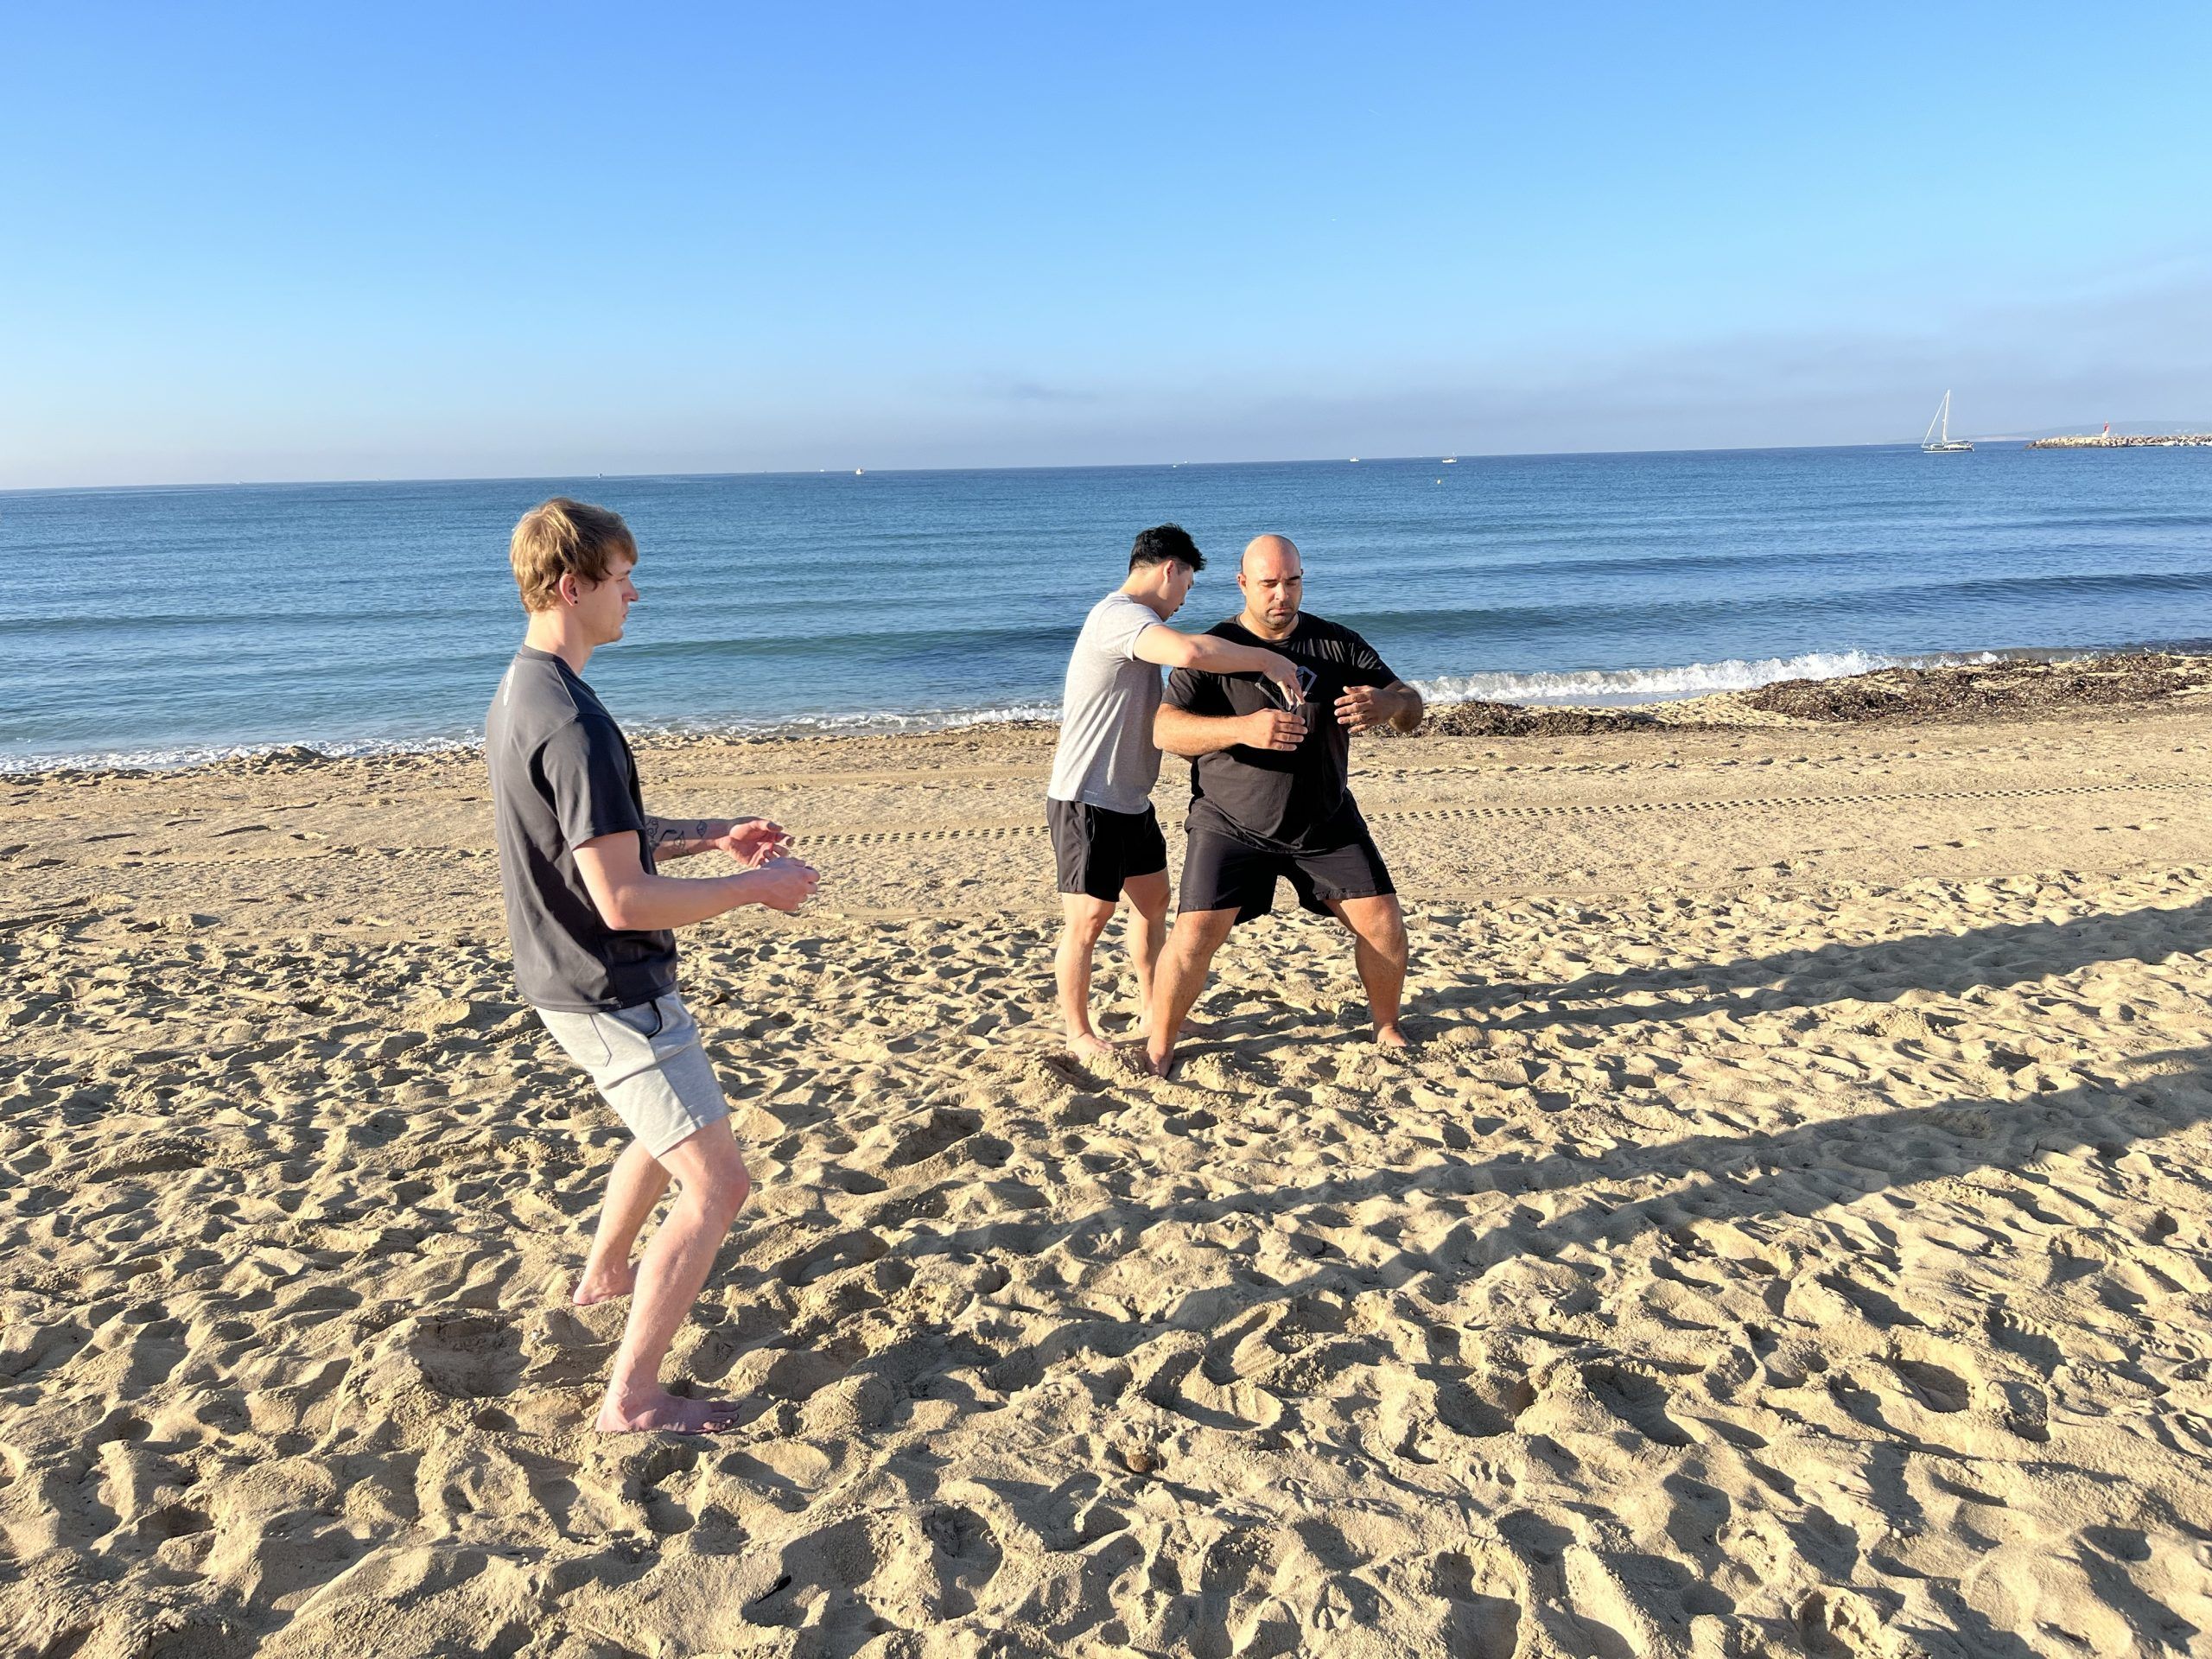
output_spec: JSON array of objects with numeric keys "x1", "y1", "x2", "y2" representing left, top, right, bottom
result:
[{"x1": 6, "y1": 665, "x2": 2212, "y2": 1657}]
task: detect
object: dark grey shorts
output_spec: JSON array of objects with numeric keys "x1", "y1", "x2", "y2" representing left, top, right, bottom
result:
[
  {"x1": 1178, "y1": 826, "x2": 1395, "y2": 925},
  {"x1": 1047, "y1": 799, "x2": 1169, "y2": 900}
]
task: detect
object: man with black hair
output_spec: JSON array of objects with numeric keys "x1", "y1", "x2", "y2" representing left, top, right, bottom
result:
[{"x1": 1047, "y1": 524, "x2": 1303, "y2": 1058}]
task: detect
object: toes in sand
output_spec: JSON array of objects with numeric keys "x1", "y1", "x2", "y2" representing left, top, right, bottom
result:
[
  {"x1": 594, "y1": 1391, "x2": 746, "y2": 1435},
  {"x1": 571, "y1": 1262, "x2": 639, "y2": 1307}
]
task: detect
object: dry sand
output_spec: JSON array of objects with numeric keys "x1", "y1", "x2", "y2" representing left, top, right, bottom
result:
[{"x1": 6, "y1": 684, "x2": 2212, "y2": 1656}]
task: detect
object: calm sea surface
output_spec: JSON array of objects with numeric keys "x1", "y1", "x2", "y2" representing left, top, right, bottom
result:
[{"x1": 4, "y1": 447, "x2": 2208, "y2": 770}]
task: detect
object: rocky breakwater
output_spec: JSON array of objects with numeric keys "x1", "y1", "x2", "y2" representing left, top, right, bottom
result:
[{"x1": 2027, "y1": 432, "x2": 2212, "y2": 448}]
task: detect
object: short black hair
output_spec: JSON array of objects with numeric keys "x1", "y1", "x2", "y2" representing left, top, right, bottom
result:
[{"x1": 1129, "y1": 523, "x2": 1205, "y2": 573}]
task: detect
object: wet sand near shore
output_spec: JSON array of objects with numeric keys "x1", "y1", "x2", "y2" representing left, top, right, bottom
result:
[{"x1": 5, "y1": 682, "x2": 2212, "y2": 1656}]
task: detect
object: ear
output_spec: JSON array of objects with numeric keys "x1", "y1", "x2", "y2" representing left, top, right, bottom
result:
[{"x1": 557, "y1": 572, "x2": 581, "y2": 607}]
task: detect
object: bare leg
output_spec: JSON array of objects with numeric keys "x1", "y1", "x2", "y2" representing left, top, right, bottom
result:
[
  {"x1": 1329, "y1": 893, "x2": 1411, "y2": 1046},
  {"x1": 1143, "y1": 907, "x2": 1240, "y2": 1076},
  {"x1": 596, "y1": 1117, "x2": 752, "y2": 1433},
  {"x1": 574, "y1": 1138, "x2": 670, "y2": 1306},
  {"x1": 1055, "y1": 893, "x2": 1120, "y2": 1058},
  {"x1": 1122, "y1": 869, "x2": 1172, "y2": 1032}
]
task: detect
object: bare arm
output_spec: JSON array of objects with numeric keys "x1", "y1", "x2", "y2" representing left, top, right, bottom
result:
[
  {"x1": 1154, "y1": 702, "x2": 1306, "y2": 760},
  {"x1": 1133, "y1": 628, "x2": 1302, "y2": 705},
  {"x1": 641, "y1": 814, "x2": 791, "y2": 863},
  {"x1": 574, "y1": 831, "x2": 817, "y2": 931},
  {"x1": 1334, "y1": 680, "x2": 1424, "y2": 735}
]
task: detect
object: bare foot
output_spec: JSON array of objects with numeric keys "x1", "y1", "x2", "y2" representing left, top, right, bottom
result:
[
  {"x1": 1066, "y1": 1031, "x2": 1116, "y2": 1062},
  {"x1": 594, "y1": 1389, "x2": 746, "y2": 1434},
  {"x1": 1376, "y1": 1023, "x2": 1411, "y2": 1050},
  {"x1": 1143, "y1": 1039, "x2": 1176, "y2": 1078},
  {"x1": 571, "y1": 1261, "x2": 637, "y2": 1307}
]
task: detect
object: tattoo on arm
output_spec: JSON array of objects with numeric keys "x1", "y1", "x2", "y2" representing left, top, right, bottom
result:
[{"x1": 642, "y1": 817, "x2": 715, "y2": 859}]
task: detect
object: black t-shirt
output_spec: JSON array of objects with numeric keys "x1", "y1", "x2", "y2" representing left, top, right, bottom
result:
[
  {"x1": 485, "y1": 648, "x2": 678, "y2": 1011},
  {"x1": 1164, "y1": 613, "x2": 1399, "y2": 850}
]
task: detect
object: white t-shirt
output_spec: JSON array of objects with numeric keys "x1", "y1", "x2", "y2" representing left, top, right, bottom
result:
[{"x1": 1046, "y1": 592, "x2": 1164, "y2": 814}]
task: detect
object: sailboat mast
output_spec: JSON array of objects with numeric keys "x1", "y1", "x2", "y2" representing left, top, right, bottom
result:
[{"x1": 1941, "y1": 391, "x2": 1951, "y2": 444}]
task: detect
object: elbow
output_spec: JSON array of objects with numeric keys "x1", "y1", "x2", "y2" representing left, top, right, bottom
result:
[{"x1": 589, "y1": 887, "x2": 640, "y2": 931}]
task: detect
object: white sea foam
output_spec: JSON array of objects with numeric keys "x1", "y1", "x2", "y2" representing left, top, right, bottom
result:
[
  {"x1": 0, "y1": 650, "x2": 2121, "y2": 776},
  {"x1": 626, "y1": 701, "x2": 1065, "y2": 741},
  {"x1": 1414, "y1": 648, "x2": 2027, "y2": 708},
  {"x1": 0, "y1": 731, "x2": 485, "y2": 778},
  {"x1": 0, "y1": 703, "x2": 1069, "y2": 777}
]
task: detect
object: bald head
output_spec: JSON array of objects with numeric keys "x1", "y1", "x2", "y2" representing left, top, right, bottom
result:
[
  {"x1": 1241, "y1": 534, "x2": 1301, "y2": 576},
  {"x1": 1237, "y1": 534, "x2": 1306, "y2": 636}
]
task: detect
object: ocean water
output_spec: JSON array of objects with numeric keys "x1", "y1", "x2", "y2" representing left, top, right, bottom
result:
[{"x1": 3, "y1": 446, "x2": 2208, "y2": 771}]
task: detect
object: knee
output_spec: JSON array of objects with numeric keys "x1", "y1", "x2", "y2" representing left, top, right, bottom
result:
[
  {"x1": 684, "y1": 1161, "x2": 750, "y2": 1227},
  {"x1": 1351, "y1": 911, "x2": 1408, "y2": 963},
  {"x1": 1061, "y1": 911, "x2": 1113, "y2": 948},
  {"x1": 1173, "y1": 915, "x2": 1234, "y2": 966}
]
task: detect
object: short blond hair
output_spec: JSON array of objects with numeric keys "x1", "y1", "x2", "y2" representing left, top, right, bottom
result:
[{"x1": 509, "y1": 498, "x2": 637, "y2": 613}]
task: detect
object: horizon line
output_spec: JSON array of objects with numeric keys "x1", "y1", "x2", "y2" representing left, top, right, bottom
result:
[{"x1": 0, "y1": 436, "x2": 2072, "y2": 497}]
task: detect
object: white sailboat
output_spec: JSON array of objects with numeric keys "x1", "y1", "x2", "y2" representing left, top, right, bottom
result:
[{"x1": 1922, "y1": 391, "x2": 1973, "y2": 453}]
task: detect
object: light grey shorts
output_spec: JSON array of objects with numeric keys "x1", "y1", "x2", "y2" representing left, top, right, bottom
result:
[{"x1": 537, "y1": 992, "x2": 730, "y2": 1159}]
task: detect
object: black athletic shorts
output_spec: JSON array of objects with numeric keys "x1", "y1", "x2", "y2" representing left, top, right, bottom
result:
[
  {"x1": 1048, "y1": 799, "x2": 1169, "y2": 900},
  {"x1": 1179, "y1": 824, "x2": 1395, "y2": 925}
]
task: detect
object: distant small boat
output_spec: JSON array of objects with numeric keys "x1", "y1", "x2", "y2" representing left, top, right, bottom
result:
[
  {"x1": 1922, "y1": 391, "x2": 1974, "y2": 453},
  {"x1": 855, "y1": 467, "x2": 865, "y2": 475},
  {"x1": 1349, "y1": 456, "x2": 1360, "y2": 462},
  {"x1": 1441, "y1": 456, "x2": 1458, "y2": 464}
]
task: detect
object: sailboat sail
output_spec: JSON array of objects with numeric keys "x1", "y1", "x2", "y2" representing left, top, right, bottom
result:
[{"x1": 1922, "y1": 391, "x2": 1974, "y2": 453}]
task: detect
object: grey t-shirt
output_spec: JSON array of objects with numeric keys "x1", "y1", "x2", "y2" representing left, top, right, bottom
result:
[
  {"x1": 1046, "y1": 592, "x2": 1165, "y2": 815},
  {"x1": 486, "y1": 648, "x2": 677, "y2": 1012}
]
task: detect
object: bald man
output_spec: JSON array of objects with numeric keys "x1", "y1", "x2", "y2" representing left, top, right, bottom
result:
[{"x1": 1145, "y1": 535, "x2": 1424, "y2": 1074}]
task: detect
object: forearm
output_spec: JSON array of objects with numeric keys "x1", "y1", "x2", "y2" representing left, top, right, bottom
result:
[
  {"x1": 1154, "y1": 705, "x2": 1249, "y2": 759},
  {"x1": 596, "y1": 868, "x2": 760, "y2": 931},
  {"x1": 641, "y1": 815, "x2": 728, "y2": 861},
  {"x1": 1183, "y1": 635, "x2": 1286, "y2": 677}
]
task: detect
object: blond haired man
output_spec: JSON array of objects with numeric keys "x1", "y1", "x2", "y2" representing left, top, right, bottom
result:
[{"x1": 486, "y1": 497, "x2": 818, "y2": 1433}]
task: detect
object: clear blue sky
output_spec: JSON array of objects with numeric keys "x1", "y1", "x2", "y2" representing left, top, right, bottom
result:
[{"x1": 5, "y1": 3, "x2": 2207, "y2": 486}]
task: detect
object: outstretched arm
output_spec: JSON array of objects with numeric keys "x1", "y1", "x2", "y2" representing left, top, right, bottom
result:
[
  {"x1": 1334, "y1": 680, "x2": 1423, "y2": 735},
  {"x1": 575, "y1": 831, "x2": 817, "y2": 931},
  {"x1": 1155, "y1": 702, "x2": 1306, "y2": 760},
  {"x1": 1134, "y1": 629, "x2": 1302, "y2": 707},
  {"x1": 642, "y1": 815, "x2": 791, "y2": 864}
]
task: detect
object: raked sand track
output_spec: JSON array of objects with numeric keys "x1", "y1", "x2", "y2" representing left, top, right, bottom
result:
[{"x1": 5, "y1": 704, "x2": 2212, "y2": 1656}]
